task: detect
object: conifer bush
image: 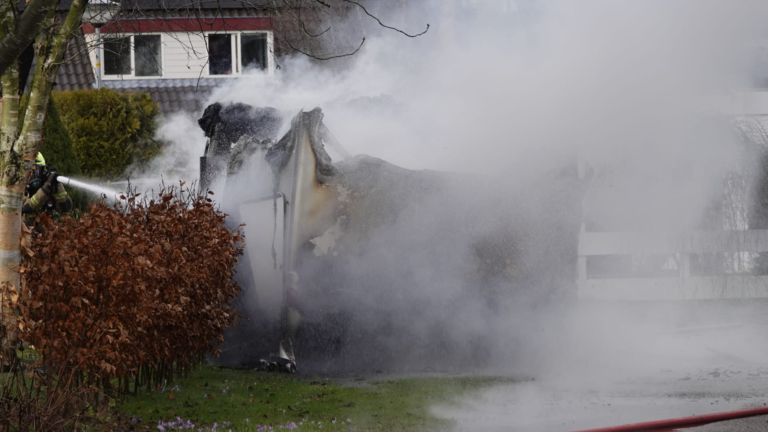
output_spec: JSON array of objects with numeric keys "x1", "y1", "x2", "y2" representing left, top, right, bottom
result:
[
  {"x1": 40, "y1": 99, "x2": 86, "y2": 209},
  {"x1": 39, "y1": 99, "x2": 82, "y2": 178}
]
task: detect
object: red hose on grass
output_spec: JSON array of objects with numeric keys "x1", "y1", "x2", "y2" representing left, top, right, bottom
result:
[{"x1": 572, "y1": 405, "x2": 768, "y2": 432}]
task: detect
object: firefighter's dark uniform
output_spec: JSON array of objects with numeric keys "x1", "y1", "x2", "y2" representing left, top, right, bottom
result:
[
  {"x1": 21, "y1": 152, "x2": 72, "y2": 227},
  {"x1": 22, "y1": 182, "x2": 72, "y2": 226}
]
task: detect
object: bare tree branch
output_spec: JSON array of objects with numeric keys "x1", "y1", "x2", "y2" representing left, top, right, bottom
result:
[
  {"x1": 298, "y1": 0, "x2": 331, "y2": 38},
  {"x1": 0, "y1": 0, "x2": 56, "y2": 78},
  {"x1": 338, "y1": 0, "x2": 429, "y2": 38},
  {"x1": 284, "y1": 35, "x2": 364, "y2": 60}
]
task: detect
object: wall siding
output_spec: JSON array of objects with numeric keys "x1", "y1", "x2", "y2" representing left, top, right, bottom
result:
[
  {"x1": 163, "y1": 32, "x2": 210, "y2": 79},
  {"x1": 87, "y1": 30, "x2": 274, "y2": 81}
]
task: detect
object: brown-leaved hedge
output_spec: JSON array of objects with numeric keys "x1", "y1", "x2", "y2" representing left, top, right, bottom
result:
[{"x1": 18, "y1": 187, "x2": 243, "y2": 385}]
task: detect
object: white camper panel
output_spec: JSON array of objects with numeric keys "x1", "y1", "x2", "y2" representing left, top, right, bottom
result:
[{"x1": 240, "y1": 195, "x2": 285, "y2": 320}]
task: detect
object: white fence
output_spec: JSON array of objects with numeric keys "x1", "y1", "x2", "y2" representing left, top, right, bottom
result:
[{"x1": 577, "y1": 226, "x2": 768, "y2": 300}]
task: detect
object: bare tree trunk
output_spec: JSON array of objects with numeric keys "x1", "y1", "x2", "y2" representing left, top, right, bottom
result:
[
  {"x1": 0, "y1": 0, "x2": 23, "y2": 355},
  {"x1": 0, "y1": 0, "x2": 86, "y2": 352}
]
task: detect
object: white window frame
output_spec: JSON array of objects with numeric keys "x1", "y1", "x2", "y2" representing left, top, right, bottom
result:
[
  {"x1": 101, "y1": 33, "x2": 165, "y2": 80},
  {"x1": 204, "y1": 30, "x2": 275, "y2": 78},
  {"x1": 237, "y1": 31, "x2": 274, "y2": 76}
]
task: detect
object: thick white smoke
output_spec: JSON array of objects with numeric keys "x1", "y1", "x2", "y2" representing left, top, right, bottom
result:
[
  {"x1": 191, "y1": 0, "x2": 766, "y2": 230},
  {"x1": 125, "y1": 112, "x2": 207, "y2": 188},
  {"x1": 147, "y1": 1, "x2": 768, "y2": 422}
]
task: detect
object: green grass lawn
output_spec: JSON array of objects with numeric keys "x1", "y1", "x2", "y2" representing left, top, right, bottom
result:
[{"x1": 118, "y1": 366, "x2": 517, "y2": 431}]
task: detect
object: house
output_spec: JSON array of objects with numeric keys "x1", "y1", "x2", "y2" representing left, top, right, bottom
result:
[{"x1": 54, "y1": 0, "x2": 357, "y2": 114}]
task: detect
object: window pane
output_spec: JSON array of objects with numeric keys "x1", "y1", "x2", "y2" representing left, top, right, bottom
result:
[
  {"x1": 135, "y1": 35, "x2": 162, "y2": 77},
  {"x1": 104, "y1": 37, "x2": 131, "y2": 75},
  {"x1": 209, "y1": 34, "x2": 232, "y2": 75},
  {"x1": 241, "y1": 34, "x2": 267, "y2": 72}
]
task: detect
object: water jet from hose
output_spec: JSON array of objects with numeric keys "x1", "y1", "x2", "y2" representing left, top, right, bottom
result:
[{"x1": 57, "y1": 175, "x2": 121, "y2": 202}]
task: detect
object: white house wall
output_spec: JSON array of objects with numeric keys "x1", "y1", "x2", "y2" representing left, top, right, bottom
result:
[
  {"x1": 162, "y1": 32, "x2": 209, "y2": 79},
  {"x1": 86, "y1": 30, "x2": 274, "y2": 82}
]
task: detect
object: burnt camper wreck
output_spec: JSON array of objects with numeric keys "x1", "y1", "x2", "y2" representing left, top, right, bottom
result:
[{"x1": 198, "y1": 103, "x2": 584, "y2": 373}]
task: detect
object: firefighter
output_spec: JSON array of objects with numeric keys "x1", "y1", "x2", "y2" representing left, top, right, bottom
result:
[{"x1": 21, "y1": 152, "x2": 72, "y2": 226}]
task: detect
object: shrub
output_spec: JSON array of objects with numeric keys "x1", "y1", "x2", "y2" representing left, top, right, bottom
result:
[
  {"x1": 52, "y1": 89, "x2": 162, "y2": 179},
  {"x1": 2, "y1": 186, "x2": 241, "y2": 430},
  {"x1": 41, "y1": 99, "x2": 87, "y2": 210},
  {"x1": 16, "y1": 186, "x2": 242, "y2": 388},
  {"x1": 39, "y1": 99, "x2": 82, "y2": 178}
]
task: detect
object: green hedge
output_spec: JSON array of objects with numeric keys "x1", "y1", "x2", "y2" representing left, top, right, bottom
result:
[{"x1": 52, "y1": 89, "x2": 162, "y2": 179}]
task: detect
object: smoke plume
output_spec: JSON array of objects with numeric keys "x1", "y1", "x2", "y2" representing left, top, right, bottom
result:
[{"x1": 150, "y1": 0, "x2": 768, "y2": 386}]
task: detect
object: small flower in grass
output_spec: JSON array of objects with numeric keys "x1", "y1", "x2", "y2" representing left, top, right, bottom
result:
[{"x1": 245, "y1": 418, "x2": 250, "y2": 423}]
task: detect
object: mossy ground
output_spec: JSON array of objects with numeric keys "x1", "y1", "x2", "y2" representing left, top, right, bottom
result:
[{"x1": 118, "y1": 366, "x2": 516, "y2": 431}]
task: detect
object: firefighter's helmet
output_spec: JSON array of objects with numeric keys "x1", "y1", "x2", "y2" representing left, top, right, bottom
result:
[
  {"x1": 27, "y1": 153, "x2": 47, "y2": 197},
  {"x1": 35, "y1": 152, "x2": 46, "y2": 168}
]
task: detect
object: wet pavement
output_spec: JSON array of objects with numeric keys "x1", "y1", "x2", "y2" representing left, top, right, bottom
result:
[{"x1": 433, "y1": 320, "x2": 768, "y2": 431}]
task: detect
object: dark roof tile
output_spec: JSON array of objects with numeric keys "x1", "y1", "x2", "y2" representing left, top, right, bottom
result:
[
  {"x1": 54, "y1": 30, "x2": 96, "y2": 91},
  {"x1": 112, "y1": 85, "x2": 214, "y2": 115}
]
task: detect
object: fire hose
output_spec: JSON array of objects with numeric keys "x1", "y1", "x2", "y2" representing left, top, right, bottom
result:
[{"x1": 572, "y1": 405, "x2": 768, "y2": 431}]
